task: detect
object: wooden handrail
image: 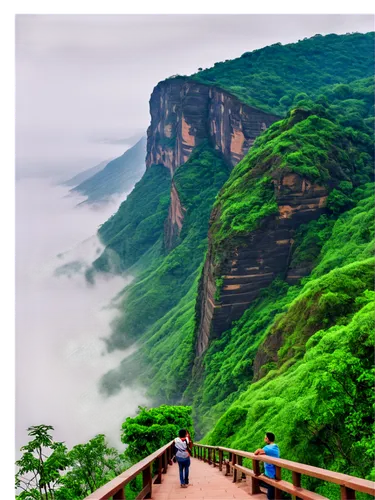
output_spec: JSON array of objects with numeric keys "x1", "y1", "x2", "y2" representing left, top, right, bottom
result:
[
  {"x1": 193, "y1": 443, "x2": 375, "y2": 499},
  {"x1": 84, "y1": 441, "x2": 174, "y2": 499}
]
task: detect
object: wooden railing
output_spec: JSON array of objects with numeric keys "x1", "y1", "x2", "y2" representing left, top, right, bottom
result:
[
  {"x1": 84, "y1": 441, "x2": 174, "y2": 499},
  {"x1": 193, "y1": 444, "x2": 375, "y2": 500}
]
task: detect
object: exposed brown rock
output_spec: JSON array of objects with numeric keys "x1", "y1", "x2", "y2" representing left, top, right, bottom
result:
[
  {"x1": 181, "y1": 117, "x2": 195, "y2": 147},
  {"x1": 164, "y1": 181, "x2": 186, "y2": 250},
  {"x1": 146, "y1": 78, "x2": 281, "y2": 249},
  {"x1": 196, "y1": 172, "x2": 329, "y2": 357}
]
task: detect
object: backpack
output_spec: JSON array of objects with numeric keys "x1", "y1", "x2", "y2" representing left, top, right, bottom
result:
[
  {"x1": 182, "y1": 437, "x2": 192, "y2": 456},
  {"x1": 172, "y1": 436, "x2": 192, "y2": 460}
]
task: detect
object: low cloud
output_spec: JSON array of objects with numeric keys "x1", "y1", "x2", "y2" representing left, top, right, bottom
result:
[{"x1": 16, "y1": 177, "x2": 148, "y2": 454}]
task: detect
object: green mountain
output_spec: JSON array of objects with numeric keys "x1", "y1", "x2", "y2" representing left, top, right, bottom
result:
[
  {"x1": 91, "y1": 32, "x2": 374, "y2": 497},
  {"x1": 72, "y1": 136, "x2": 146, "y2": 204},
  {"x1": 189, "y1": 31, "x2": 374, "y2": 116}
]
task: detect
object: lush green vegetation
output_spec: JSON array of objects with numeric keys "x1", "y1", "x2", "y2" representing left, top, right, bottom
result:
[
  {"x1": 102, "y1": 143, "x2": 230, "y2": 350},
  {"x1": 211, "y1": 102, "x2": 373, "y2": 254},
  {"x1": 189, "y1": 32, "x2": 374, "y2": 116},
  {"x1": 121, "y1": 405, "x2": 193, "y2": 463},
  {"x1": 190, "y1": 186, "x2": 375, "y2": 499},
  {"x1": 202, "y1": 297, "x2": 374, "y2": 498},
  {"x1": 16, "y1": 426, "x2": 126, "y2": 500},
  {"x1": 190, "y1": 183, "x2": 374, "y2": 432},
  {"x1": 92, "y1": 164, "x2": 171, "y2": 274}
]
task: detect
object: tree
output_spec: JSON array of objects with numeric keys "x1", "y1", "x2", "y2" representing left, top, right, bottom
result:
[
  {"x1": 327, "y1": 188, "x2": 355, "y2": 215},
  {"x1": 15, "y1": 425, "x2": 69, "y2": 500},
  {"x1": 56, "y1": 434, "x2": 125, "y2": 499},
  {"x1": 121, "y1": 405, "x2": 193, "y2": 463},
  {"x1": 279, "y1": 94, "x2": 293, "y2": 109},
  {"x1": 16, "y1": 428, "x2": 126, "y2": 500}
]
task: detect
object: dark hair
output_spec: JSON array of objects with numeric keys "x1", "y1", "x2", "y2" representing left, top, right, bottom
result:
[
  {"x1": 266, "y1": 432, "x2": 275, "y2": 442},
  {"x1": 179, "y1": 429, "x2": 187, "y2": 438}
]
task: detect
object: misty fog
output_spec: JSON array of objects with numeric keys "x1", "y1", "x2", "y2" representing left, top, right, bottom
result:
[{"x1": 16, "y1": 176, "x2": 149, "y2": 455}]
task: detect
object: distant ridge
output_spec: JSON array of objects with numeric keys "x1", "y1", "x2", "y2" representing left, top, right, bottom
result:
[
  {"x1": 62, "y1": 159, "x2": 110, "y2": 187},
  {"x1": 71, "y1": 136, "x2": 147, "y2": 204}
]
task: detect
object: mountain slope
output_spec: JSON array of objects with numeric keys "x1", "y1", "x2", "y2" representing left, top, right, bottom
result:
[
  {"x1": 62, "y1": 159, "x2": 110, "y2": 187},
  {"x1": 72, "y1": 136, "x2": 146, "y2": 203}
]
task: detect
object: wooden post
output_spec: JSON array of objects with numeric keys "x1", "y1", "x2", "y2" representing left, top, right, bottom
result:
[
  {"x1": 237, "y1": 455, "x2": 243, "y2": 481},
  {"x1": 113, "y1": 487, "x2": 125, "y2": 499},
  {"x1": 213, "y1": 449, "x2": 217, "y2": 467},
  {"x1": 154, "y1": 456, "x2": 163, "y2": 484},
  {"x1": 208, "y1": 448, "x2": 211, "y2": 465},
  {"x1": 274, "y1": 465, "x2": 282, "y2": 500},
  {"x1": 251, "y1": 459, "x2": 261, "y2": 495},
  {"x1": 162, "y1": 450, "x2": 168, "y2": 473},
  {"x1": 232, "y1": 453, "x2": 237, "y2": 483},
  {"x1": 143, "y1": 465, "x2": 152, "y2": 499},
  {"x1": 340, "y1": 486, "x2": 356, "y2": 500},
  {"x1": 219, "y1": 449, "x2": 223, "y2": 472},
  {"x1": 225, "y1": 453, "x2": 231, "y2": 476},
  {"x1": 292, "y1": 471, "x2": 301, "y2": 500}
]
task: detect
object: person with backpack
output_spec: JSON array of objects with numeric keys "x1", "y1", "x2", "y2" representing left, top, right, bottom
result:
[{"x1": 173, "y1": 429, "x2": 192, "y2": 488}]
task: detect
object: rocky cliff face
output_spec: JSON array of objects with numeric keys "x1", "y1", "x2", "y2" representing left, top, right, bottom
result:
[
  {"x1": 146, "y1": 78, "x2": 280, "y2": 248},
  {"x1": 196, "y1": 173, "x2": 328, "y2": 357},
  {"x1": 164, "y1": 180, "x2": 186, "y2": 250}
]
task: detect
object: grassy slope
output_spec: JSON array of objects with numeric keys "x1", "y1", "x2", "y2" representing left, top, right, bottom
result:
[{"x1": 204, "y1": 298, "x2": 374, "y2": 499}]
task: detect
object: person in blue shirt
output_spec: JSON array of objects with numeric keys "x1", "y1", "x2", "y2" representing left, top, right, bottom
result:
[{"x1": 254, "y1": 432, "x2": 280, "y2": 499}]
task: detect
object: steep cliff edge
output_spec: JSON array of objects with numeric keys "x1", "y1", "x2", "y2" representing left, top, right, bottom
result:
[
  {"x1": 146, "y1": 78, "x2": 280, "y2": 172},
  {"x1": 197, "y1": 173, "x2": 328, "y2": 356},
  {"x1": 195, "y1": 107, "x2": 372, "y2": 357},
  {"x1": 146, "y1": 78, "x2": 280, "y2": 249}
]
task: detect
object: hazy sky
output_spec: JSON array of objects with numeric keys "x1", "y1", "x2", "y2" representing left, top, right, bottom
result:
[{"x1": 16, "y1": 14, "x2": 374, "y2": 176}]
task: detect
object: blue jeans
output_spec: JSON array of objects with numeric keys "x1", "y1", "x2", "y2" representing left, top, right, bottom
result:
[
  {"x1": 259, "y1": 479, "x2": 276, "y2": 500},
  {"x1": 176, "y1": 456, "x2": 190, "y2": 485}
]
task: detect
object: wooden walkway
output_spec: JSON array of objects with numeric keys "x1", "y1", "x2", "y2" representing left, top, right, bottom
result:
[
  {"x1": 85, "y1": 441, "x2": 375, "y2": 499},
  {"x1": 152, "y1": 457, "x2": 265, "y2": 499}
]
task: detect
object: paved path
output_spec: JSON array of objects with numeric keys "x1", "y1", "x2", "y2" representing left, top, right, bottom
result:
[{"x1": 152, "y1": 457, "x2": 265, "y2": 499}]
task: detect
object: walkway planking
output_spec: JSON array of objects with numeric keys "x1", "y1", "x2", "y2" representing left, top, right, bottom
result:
[{"x1": 152, "y1": 457, "x2": 265, "y2": 499}]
